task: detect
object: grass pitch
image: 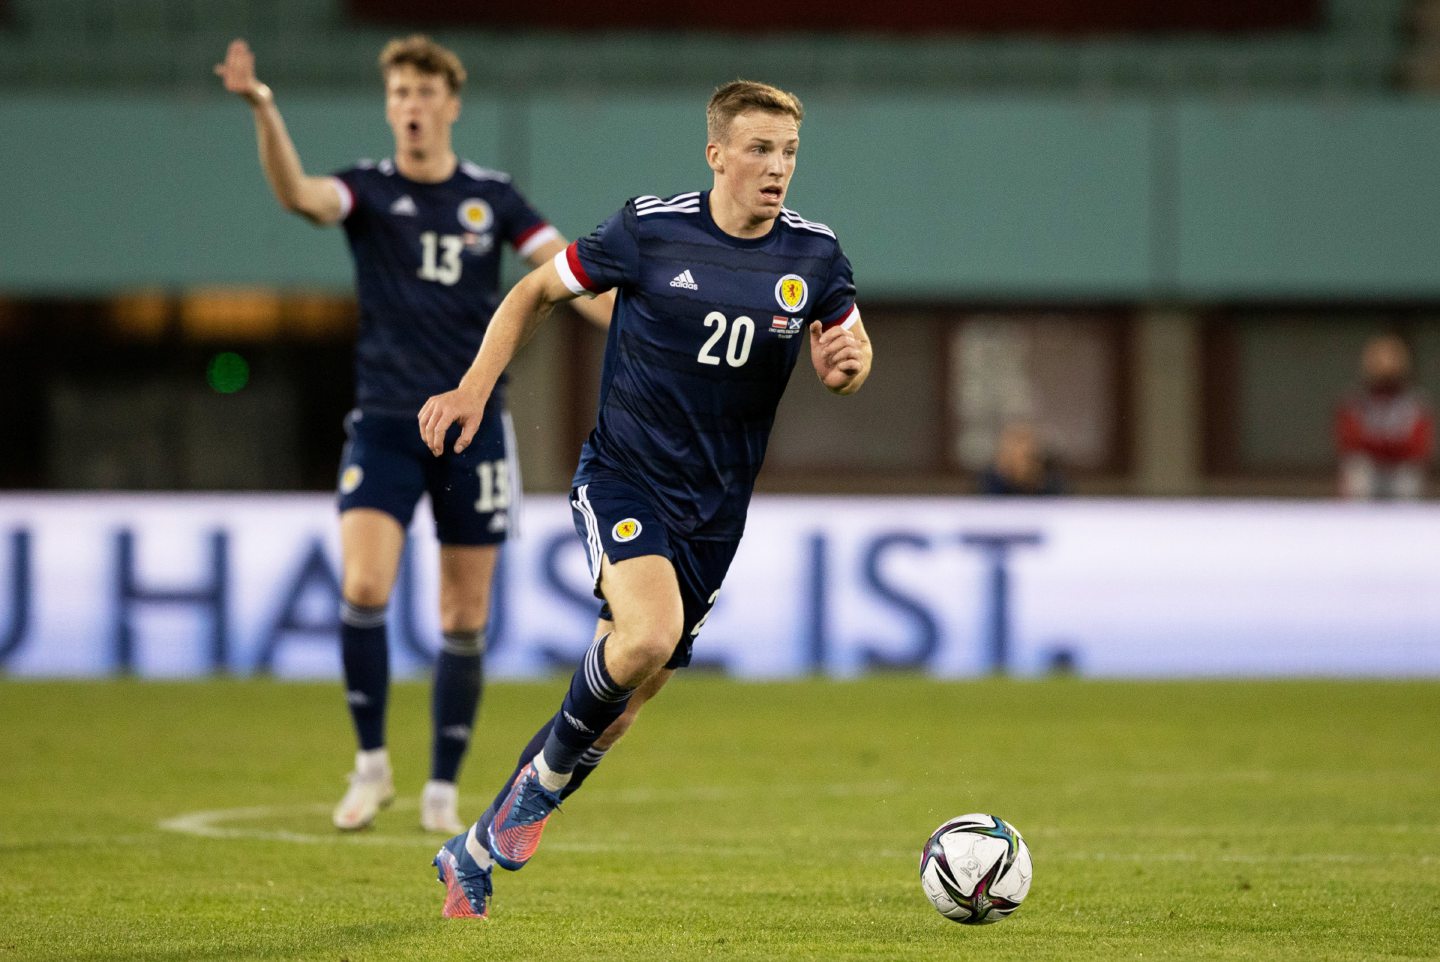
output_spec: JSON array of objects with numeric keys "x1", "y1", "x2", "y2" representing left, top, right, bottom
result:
[{"x1": 1, "y1": 676, "x2": 1437, "y2": 961}]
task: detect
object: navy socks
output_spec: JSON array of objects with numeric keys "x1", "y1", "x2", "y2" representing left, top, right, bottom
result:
[
  {"x1": 431, "y1": 628, "x2": 486, "y2": 783},
  {"x1": 540, "y1": 634, "x2": 635, "y2": 775},
  {"x1": 339, "y1": 601, "x2": 389, "y2": 750}
]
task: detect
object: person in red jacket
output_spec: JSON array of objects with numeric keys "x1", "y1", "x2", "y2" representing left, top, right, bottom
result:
[{"x1": 1336, "y1": 333, "x2": 1434, "y2": 500}]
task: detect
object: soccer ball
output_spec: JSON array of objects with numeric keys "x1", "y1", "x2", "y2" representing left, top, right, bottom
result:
[{"x1": 919, "y1": 813, "x2": 1033, "y2": 924}]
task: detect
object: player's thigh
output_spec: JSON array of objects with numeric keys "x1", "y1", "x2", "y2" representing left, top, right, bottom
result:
[
  {"x1": 336, "y1": 411, "x2": 430, "y2": 605},
  {"x1": 427, "y1": 404, "x2": 517, "y2": 546},
  {"x1": 338, "y1": 409, "x2": 429, "y2": 526},
  {"x1": 338, "y1": 508, "x2": 407, "y2": 606},
  {"x1": 437, "y1": 543, "x2": 500, "y2": 632},
  {"x1": 661, "y1": 537, "x2": 742, "y2": 670},
  {"x1": 571, "y1": 479, "x2": 685, "y2": 646},
  {"x1": 598, "y1": 553, "x2": 686, "y2": 643}
]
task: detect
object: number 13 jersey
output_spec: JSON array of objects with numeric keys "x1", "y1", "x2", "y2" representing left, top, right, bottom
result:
[
  {"x1": 555, "y1": 190, "x2": 861, "y2": 540},
  {"x1": 332, "y1": 158, "x2": 559, "y2": 416}
]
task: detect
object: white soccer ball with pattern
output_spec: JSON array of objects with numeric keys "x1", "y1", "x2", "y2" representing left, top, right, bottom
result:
[{"x1": 919, "y1": 813, "x2": 1033, "y2": 924}]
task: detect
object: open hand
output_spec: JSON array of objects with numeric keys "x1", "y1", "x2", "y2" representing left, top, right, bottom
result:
[
  {"x1": 418, "y1": 388, "x2": 488, "y2": 456},
  {"x1": 214, "y1": 39, "x2": 271, "y2": 106}
]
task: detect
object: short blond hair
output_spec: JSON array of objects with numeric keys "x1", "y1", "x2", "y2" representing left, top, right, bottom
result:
[
  {"x1": 706, "y1": 80, "x2": 803, "y2": 143},
  {"x1": 378, "y1": 34, "x2": 466, "y2": 93}
]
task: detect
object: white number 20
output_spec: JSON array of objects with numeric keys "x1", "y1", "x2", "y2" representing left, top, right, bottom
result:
[{"x1": 696, "y1": 311, "x2": 755, "y2": 368}]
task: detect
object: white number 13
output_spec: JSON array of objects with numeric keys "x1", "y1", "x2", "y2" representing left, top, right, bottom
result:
[{"x1": 418, "y1": 231, "x2": 464, "y2": 286}]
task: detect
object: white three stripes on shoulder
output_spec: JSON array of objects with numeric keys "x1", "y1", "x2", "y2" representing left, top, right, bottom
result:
[
  {"x1": 636, "y1": 192, "x2": 700, "y2": 208},
  {"x1": 636, "y1": 191, "x2": 700, "y2": 216},
  {"x1": 779, "y1": 207, "x2": 835, "y2": 238},
  {"x1": 460, "y1": 161, "x2": 511, "y2": 183}
]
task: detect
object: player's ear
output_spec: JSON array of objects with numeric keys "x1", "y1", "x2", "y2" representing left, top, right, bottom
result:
[{"x1": 705, "y1": 141, "x2": 723, "y2": 174}]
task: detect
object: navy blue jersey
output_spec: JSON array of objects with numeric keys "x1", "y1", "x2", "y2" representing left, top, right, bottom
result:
[
  {"x1": 333, "y1": 158, "x2": 558, "y2": 415},
  {"x1": 556, "y1": 190, "x2": 860, "y2": 539}
]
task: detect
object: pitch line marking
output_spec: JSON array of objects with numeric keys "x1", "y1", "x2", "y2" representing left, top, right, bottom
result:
[
  {"x1": 156, "y1": 781, "x2": 907, "y2": 849},
  {"x1": 155, "y1": 800, "x2": 782, "y2": 855},
  {"x1": 157, "y1": 784, "x2": 1440, "y2": 868}
]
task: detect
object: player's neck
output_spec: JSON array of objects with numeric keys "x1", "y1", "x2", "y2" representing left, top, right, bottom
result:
[
  {"x1": 707, "y1": 189, "x2": 777, "y2": 240},
  {"x1": 395, "y1": 149, "x2": 458, "y2": 184}
]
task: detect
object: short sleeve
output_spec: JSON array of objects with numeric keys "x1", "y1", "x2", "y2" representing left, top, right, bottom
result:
[
  {"x1": 494, "y1": 181, "x2": 560, "y2": 259},
  {"x1": 812, "y1": 242, "x2": 859, "y2": 330},
  {"x1": 553, "y1": 204, "x2": 641, "y2": 296}
]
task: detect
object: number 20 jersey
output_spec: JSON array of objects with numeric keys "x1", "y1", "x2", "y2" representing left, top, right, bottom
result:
[
  {"x1": 332, "y1": 158, "x2": 558, "y2": 416},
  {"x1": 555, "y1": 190, "x2": 860, "y2": 540}
]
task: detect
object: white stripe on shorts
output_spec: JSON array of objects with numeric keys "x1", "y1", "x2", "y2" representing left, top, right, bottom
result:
[
  {"x1": 572, "y1": 484, "x2": 603, "y2": 589},
  {"x1": 500, "y1": 408, "x2": 522, "y2": 539}
]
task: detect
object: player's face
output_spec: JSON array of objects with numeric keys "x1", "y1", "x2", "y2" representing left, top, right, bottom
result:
[
  {"x1": 708, "y1": 110, "x2": 799, "y2": 227},
  {"x1": 384, "y1": 65, "x2": 460, "y2": 158}
]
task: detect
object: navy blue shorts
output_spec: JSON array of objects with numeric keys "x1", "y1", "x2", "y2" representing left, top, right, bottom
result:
[
  {"x1": 570, "y1": 475, "x2": 740, "y2": 669},
  {"x1": 337, "y1": 405, "x2": 519, "y2": 546}
]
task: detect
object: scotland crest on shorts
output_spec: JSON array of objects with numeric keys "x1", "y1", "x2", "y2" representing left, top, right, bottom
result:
[
  {"x1": 339, "y1": 465, "x2": 364, "y2": 495},
  {"x1": 612, "y1": 518, "x2": 642, "y2": 542}
]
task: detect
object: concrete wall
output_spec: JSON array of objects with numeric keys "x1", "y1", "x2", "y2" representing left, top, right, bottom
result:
[{"x1": 3, "y1": 92, "x2": 1439, "y2": 299}]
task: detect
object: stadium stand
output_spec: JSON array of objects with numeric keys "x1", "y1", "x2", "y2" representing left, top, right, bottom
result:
[{"x1": 0, "y1": 0, "x2": 1415, "y2": 94}]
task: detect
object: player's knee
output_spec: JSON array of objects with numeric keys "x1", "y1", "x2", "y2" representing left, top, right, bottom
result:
[
  {"x1": 635, "y1": 631, "x2": 681, "y2": 673},
  {"x1": 440, "y1": 605, "x2": 489, "y2": 635},
  {"x1": 609, "y1": 621, "x2": 681, "y2": 676},
  {"x1": 341, "y1": 575, "x2": 391, "y2": 609}
]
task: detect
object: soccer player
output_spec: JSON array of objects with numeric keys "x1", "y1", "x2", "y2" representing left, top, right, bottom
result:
[
  {"x1": 419, "y1": 79, "x2": 872, "y2": 918},
  {"x1": 214, "y1": 36, "x2": 613, "y2": 834}
]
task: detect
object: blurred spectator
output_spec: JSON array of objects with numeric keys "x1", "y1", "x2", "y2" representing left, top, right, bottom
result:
[
  {"x1": 1335, "y1": 334, "x2": 1434, "y2": 500},
  {"x1": 1401, "y1": 0, "x2": 1440, "y2": 92},
  {"x1": 978, "y1": 421, "x2": 1068, "y2": 496}
]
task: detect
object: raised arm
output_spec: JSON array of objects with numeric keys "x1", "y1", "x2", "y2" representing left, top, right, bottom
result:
[
  {"x1": 419, "y1": 259, "x2": 579, "y2": 455},
  {"x1": 809, "y1": 315, "x2": 872, "y2": 395},
  {"x1": 526, "y1": 235, "x2": 615, "y2": 331},
  {"x1": 215, "y1": 39, "x2": 343, "y2": 225}
]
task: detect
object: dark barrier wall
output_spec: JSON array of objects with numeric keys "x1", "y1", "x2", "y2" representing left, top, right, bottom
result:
[{"x1": 346, "y1": 0, "x2": 1320, "y2": 32}]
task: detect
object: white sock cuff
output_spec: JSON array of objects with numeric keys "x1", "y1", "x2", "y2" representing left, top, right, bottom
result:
[
  {"x1": 533, "y1": 751, "x2": 573, "y2": 792},
  {"x1": 356, "y1": 747, "x2": 390, "y2": 775},
  {"x1": 465, "y1": 823, "x2": 495, "y2": 869},
  {"x1": 340, "y1": 601, "x2": 387, "y2": 629}
]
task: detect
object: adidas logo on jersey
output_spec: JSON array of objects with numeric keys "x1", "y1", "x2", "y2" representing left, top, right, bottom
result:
[
  {"x1": 669, "y1": 269, "x2": 698, "y2": 290},
  {"x1": 389, "y1": 195, "x2": 418, "y2": 216}
]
